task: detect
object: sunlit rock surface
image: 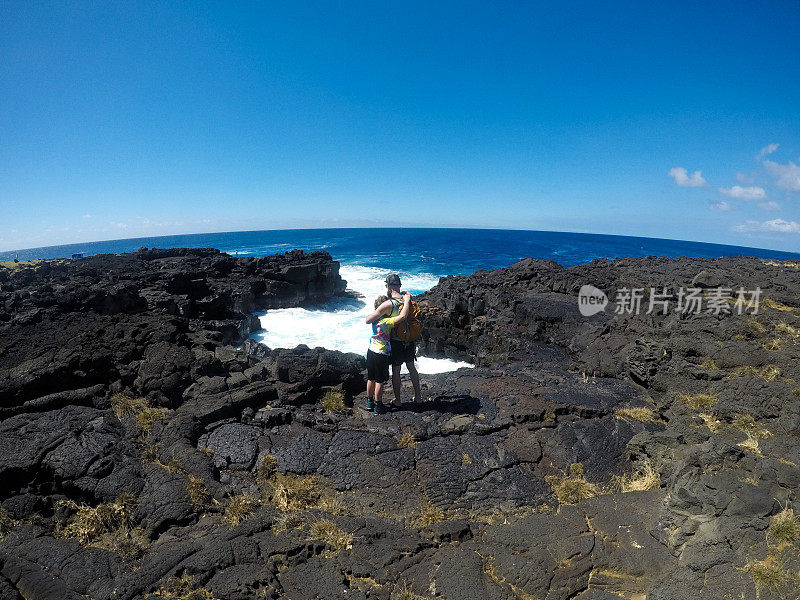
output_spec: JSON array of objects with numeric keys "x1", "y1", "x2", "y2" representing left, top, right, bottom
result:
[{"x1": 2, "y1": 250, "x2": 800, "y2": 599}]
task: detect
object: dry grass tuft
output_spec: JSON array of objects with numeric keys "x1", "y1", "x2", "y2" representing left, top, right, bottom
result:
[
  {"x1": 346, "y1": 574, "x2": 383, "y2": 593},
  {"x1": 738, "y1": 435, "x2": 762, "y2": 455},
  {"x1": 390, "y1": 581, "x2": 430, "y2": 600},
  {"x1": 698, "y1": 412, "x2": 722, "y2": 433},
  {"x1": 397, "y1": 431, "x2": 418, "y2": 448},
  {"x1": 270, "y1": 473, "x2": 320, "y2": 512},
  {"x1": 260, "y1": 454, "x2": 278, "y2": 474},
  {"x1": 768, "y1": 507, "x2": 800, "y2": 544},
  {"x1": 615, "y1": 459, "x2": 660, "y2": 492},
  {"x1": 316, "y1": 494, "x2": 346, "y2": 516},
  {"x1": 142, "y1": 445, "x2": 185, "y2": 474},
  {"x1": 222, "y1": 494, "x2": 258, "y2": 526},
  {"x1": 321, "y1": 391, "x2": 346, "y2": 413},
  {"x1": 776, "y1": 321, "x2": 800, "y2": 340},
  {"x1": 462, "y1": 453, "x2": 473, "y2": 466},
  {"x1": 255, "y1": 454, "x2": 278, "y2": 498},
  {"x1": 763, "y1": 338, "x2": 785, "y2": 351},
  {"x1": 110, "y1": 394, "x2": 165, "y2": 431},
  {"x1": 147, "y1": 574, "x2": 220, "y2": 600},
  {"x1": 161, "y1": 459, "x2": 184, "y2": 474},
  {"x1": 700, "y1": 358, "x2": 720, "y2": 370},
  {"x1": 732, "y1": 413, "x2": 773, "y2": 439},
  {"x1": 0, "y1": 259, "x2": 50, "y2": 272},
  {"x1": 273, "y1": 511, "x2": 304, "y2": 533},
  {"x1": 411, "y1": 498, "x2": 446, "y2": 527},
  {"x1": 110, "y1": 393, "x2": 148, "y2": 420},
  {"x1": 258, "y1": 466, "x2": 344, "y2": 515},
  {"x1": 764, "y1": 298, "x2": 796, "y2": 312},
  {"x1": 186, "y1": 475, "x2": 209, "y2": 509},
  {"x1": 56, "y1": 493, "x2": 148, "y2": 559},
  {"x1": 747, "y1": 556, "x2": 795, "y2": 593},
  {"x1": 763, "y1": 260, "x2": 800, "y2": 269},
  {"x1": 141, "y1": 443, "x2": 160, "y2": 463},
  {"x1": 308, "y1": 518, "x2": 353, "y2": 552},
  {"x1": 677, "y1": 392, "x2": 717, "y2": 410},
  {"x1": 615, "y1": 407, "x2": 658, "y2": 423},
  {"x1": 57, "y1": 493, "x2": 135, "y2": 544},
  {"x1": 0, "y1": 507, "x2": 18, "y2": 539},
  {"x1": 749, "y1": 319, "x2": 768, "y2": 335},
  {"x1": 136, "y1": 407, "x2": 166, "y2": 432},
  {"x1": 546, "y1": 463, "x2": 600, "y2": 505},
  {"x1": 733, "y1": 413, "x2": 773, "y2": 455},
  {"x1": 740, "y1": 474, "x2": 760, "y2": 486}
]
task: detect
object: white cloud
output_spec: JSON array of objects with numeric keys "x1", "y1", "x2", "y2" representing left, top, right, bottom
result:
[
  {"x1": 764, "y1": 160, "x2": 800, "y2": 191},
  {"x1": 734, "y1": 218, "x2": 800, "y2": 233},
  {"x1": 758, "y1": 200, "x2": 780, "y2": 211},
  {"x1": 736, "y1": 172, "x2": 755, "y2": 184},
  {"x1": 668, "y1": 167, "x2": 708, "y2": 188},
  {"x1": 718, "y1": 185, "x2": 767, "y2": 200},
  {"x1": 710, "y1": 201, "x2": 732, "y2": 211},
  {"x1": 763, "y1": 218, "x2": 800, "y2": 232},
  {"x1": 757, "y1": 143, "x2": 779, "y2": 159},
  {"x1": 82, "y1": 214, "x2": 92, "y2": 219}
]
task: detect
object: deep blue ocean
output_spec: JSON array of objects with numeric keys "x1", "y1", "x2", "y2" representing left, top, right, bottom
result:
[
  {"x1": 3, "y1": 228, "x2": 799, "y2": 273},
  {"x1": 5, "y1": 228, "x2": 800, "y2": 373}
]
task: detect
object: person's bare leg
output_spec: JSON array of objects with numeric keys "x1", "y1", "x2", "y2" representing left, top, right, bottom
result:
[
  {"x1": 406, "y1": 361, "x2": 422, "y2": 403},
  {"x1": 366, "y1": 380, "x2": 375, "y2": 403},
  {"x1": 391, "y1": 364, "x2": 402, "y2": 407},
  {"x1": 375, "y1": 381, "x2": 384, "y2": 405}
]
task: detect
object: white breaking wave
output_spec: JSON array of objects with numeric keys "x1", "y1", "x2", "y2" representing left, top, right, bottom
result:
[
  {"x1": 340, "y1": 264, "x2": 441, "y2": 296},
  {"x1": 251, "y1": 264, "x2": 473, "y2": 374}
]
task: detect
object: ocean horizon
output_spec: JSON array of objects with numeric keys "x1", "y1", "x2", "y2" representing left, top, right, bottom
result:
[{"x1": 3, "y1": 227, "x2": 800, "y2": 268}]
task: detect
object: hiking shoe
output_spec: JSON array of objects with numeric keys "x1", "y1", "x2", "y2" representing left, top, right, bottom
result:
[
  {"x1": 365, "y1": 398, "x2": 375, "y2": 412},
  {"x1": 374, "y1": 402, "x2": 387, "y2": 415}
]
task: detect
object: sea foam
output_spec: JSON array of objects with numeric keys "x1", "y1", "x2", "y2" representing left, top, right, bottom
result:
[{"x1": 251, "y1": 264, "x2": 473, "y2": 374}]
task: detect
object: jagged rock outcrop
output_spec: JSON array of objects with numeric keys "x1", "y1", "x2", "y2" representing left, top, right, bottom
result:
[
  {"x1": 417, "y1": 255, "x2": 800, "y2": 599},
  {"x1": 2, "y1": 250, "x2": 800, "y2": 599}
]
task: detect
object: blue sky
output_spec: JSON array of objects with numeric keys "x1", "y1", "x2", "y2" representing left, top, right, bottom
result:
[{"x1": 1, "y1": 1, "x2": 799, "y2": 252}]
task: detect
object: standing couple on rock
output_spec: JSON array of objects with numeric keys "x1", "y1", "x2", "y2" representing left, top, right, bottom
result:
[{"x1": 364, "y1": 273, "x2": 422, "y2": 414}]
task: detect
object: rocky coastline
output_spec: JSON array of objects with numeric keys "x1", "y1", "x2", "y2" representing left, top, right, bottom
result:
[{"x1": 2, "y1": 248, "x2": 800, "y2": 600}]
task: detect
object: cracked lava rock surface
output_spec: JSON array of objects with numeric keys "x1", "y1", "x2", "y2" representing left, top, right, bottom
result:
[{"x1": 2, "y1": 248, "x2": 800, "y2": 599}]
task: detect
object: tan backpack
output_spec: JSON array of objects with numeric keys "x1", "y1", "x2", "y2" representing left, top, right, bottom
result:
[{"x1": 389, "y1": 298, "x2": 422, "y2": 342}]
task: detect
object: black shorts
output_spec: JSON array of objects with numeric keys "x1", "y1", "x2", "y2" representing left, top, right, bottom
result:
[
  {"x1": 390, "y1": 339, "x2": 416, "y2": 366},
  {"x1": 366, "y1": 350, "x2": 390, "y2": 383}
]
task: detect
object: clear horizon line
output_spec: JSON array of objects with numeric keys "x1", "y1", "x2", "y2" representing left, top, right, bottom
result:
[{"x1": 2, "y1": 224, "x2": 800, "y2": 258}]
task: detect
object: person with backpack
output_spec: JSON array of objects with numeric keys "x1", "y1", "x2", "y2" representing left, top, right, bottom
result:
[
  {"x1": 366, "y1": 274, "x2": 423, "y2": 408},
  {"x1": 364, "y1": 291, "x2": 411, "y2": 414}
]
